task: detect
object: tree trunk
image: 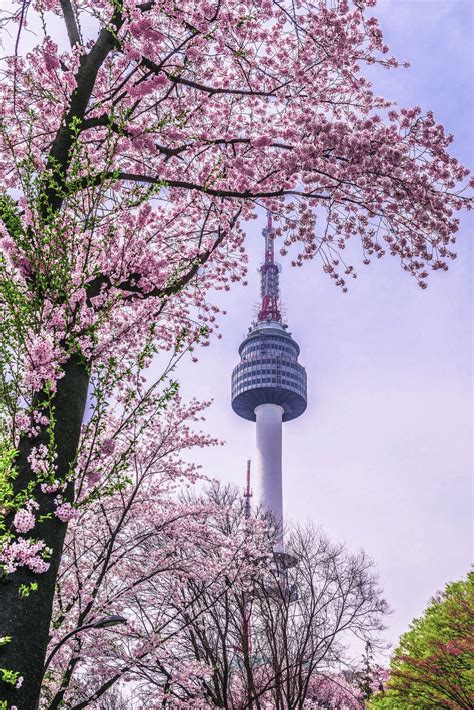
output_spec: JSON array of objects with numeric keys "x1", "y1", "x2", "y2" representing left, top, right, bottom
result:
[{"x1": 0, "y1": 355, "x2": 89, "y2": 710}]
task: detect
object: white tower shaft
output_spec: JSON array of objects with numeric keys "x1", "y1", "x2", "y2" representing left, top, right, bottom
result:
[{"x1": 255, "y1": 403, "x2": 284, "y2": 550}]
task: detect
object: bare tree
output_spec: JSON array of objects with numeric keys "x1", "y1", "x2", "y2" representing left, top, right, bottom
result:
[{"x1": 145, "y1": 485, "x2": 389, "y2": 709}]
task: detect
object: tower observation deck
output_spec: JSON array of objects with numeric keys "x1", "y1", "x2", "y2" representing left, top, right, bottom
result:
[{"x1": 231, "y1": 214, "x2": 307, "y2": 543}]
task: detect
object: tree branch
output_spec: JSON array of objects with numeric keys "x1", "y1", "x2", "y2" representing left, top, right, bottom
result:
[
  {"x1": 86, "y1": 207, "x2": 242, "y2": 306},
  {"x1": 43, "y1": 5, "x2": 125, "y2": 214},
  {"x1": 142, "y1": 57, "x2": 288, "y2": 97},
  {"x1": 59, "y1": 0, "x2": 81, "y2": 48},
  {"x1": 80, "y1": 116, "x2": 293, "y2": 159},
  {"x1": 115, "y1": 171, "x2": 328, "y2": 200}
]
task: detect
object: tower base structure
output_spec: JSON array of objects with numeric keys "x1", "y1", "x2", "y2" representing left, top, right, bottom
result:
[
  {"x1": 255, "y1": 403, "x2": 283, "y2": 549},
  {"x1": 255, "y1": 404, "x2": 298, "y2": 581}
]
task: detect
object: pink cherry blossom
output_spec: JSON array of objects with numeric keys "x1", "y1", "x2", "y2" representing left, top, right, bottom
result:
[
  {"x1": 13, "y1": 509, "x2": 36, "y2": 534},
  {"x1": 54, "y1": 502, "x2": 77, "y2": 523},
  {"x1": 0, "y1": 539, "x2": 50, "y2": 574}
]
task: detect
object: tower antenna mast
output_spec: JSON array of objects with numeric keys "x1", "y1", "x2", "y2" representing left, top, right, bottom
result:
[{"x1": 258, "y1": 212, "x2": 281, "y2": 323}]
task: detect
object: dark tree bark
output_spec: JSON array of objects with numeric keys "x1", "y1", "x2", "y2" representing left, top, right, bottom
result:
[{"x1": 0, "y1": 355, "x2": 89, "y2": 710}]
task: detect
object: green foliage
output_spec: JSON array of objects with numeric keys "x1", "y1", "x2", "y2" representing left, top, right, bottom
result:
[
  {"x1": 0, "y1": 387, "x2": 57, "y2": 553},
  {"x1": 18, "y1": 582, "x2": 38, "y2": 598},
  {"x1": 0, "y1": 447, "x2": 19, "y2": 549},
  {"x1": 0, "y1": 448, "x2": 18, "y2": 511},
  {"x1": 0, "y1": 195, "x2": 23, "y2": 242},
  {"x1": 0, "y1": 667, "x2": 20, "y2": 687},
  {"x1": 368, "y1": 571, "x2": 474, "y2": 709}
]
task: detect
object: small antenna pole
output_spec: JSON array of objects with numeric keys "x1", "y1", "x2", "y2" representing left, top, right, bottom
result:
[
  {"x1": 243, "y1": 459, "x2": 253, "y2": 656},
  {"x1": 244, "y1": 459, "x2": 252, "y2": 519}
]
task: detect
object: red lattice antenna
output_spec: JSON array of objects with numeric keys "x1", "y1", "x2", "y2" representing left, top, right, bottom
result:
[{"x1": 257, "y1": 212, "x2": 282, "y2": 323}]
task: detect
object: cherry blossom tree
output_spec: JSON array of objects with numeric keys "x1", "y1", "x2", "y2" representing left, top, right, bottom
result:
[
  {"x1": 41, "y1": 398, "x2": 270, "y2": 709},
  {"x1": 0, "y1": 0, "x2": 472, "y2": 706}
]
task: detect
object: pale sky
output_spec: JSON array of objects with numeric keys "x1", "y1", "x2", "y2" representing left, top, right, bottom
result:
[{"x1": 169, "y1": 0, "x2": 473, "y2": 655}]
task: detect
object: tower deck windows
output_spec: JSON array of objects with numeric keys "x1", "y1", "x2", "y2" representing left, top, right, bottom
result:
[{"x1": 231, "y1": 325, "x2": 307, "y2": 422}]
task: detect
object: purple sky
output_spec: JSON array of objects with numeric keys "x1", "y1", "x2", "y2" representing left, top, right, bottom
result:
[{"x1": 172, "y1": 0, "x2": 473, "y2": 654}]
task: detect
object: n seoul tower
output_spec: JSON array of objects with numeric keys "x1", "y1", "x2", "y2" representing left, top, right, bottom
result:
[{"x1": 231, "y1": 214, "x2": 307, "y2": 547}]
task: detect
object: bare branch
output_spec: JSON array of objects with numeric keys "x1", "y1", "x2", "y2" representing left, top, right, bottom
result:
[
  {"x1": 59, "y1": 0, "x2": 81, "y2": 48},
  {"x1": 115, "y1": 171, "x2": 329, "y2": 201},
  {"x1": 142, "y1": 57, "x2": 289, "y2": 97}
]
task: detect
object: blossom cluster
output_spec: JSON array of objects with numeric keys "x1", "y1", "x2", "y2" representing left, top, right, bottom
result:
[
  {"x1": 12, "y1": 500, "x2": 39, "y2": 534},
  {"x1": 0, "y1": 539, "x2": 51, "y2": 574}
]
